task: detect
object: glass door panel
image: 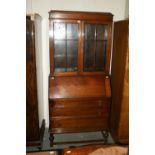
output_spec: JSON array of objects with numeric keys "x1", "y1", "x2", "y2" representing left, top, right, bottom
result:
[
  {"x1": 53, "y1": 22, "x2": 79, "y2": 73},
  {"x1": 95, "y1": 41, "x2": 105, "y2": 71},
  {"x1": 54, "y1": 23, "x2": 66, "y2": 39},
  {"x1": 54, "y1": 40, "x2": 66, "y2": 72},
  {"x1": 67, "y1": 23, "x2": 78, "y2": 39},
  {"x1": 84, "y1": 40, "x2": 95, "y2": 71},
  {"x1": 84, "y1": 23, "x2": 108, "y2": 72},
  {"x1": 67, "y1": 40, "x2": 78, "y2": 72},
  {"x1": 84, "y1": 24, "x2": 95, "y2": 40}
]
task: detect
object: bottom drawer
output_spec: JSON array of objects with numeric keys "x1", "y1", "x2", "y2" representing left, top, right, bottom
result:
[{"x1": 50, "y1": 117, "x2": 109, "y2": 133}]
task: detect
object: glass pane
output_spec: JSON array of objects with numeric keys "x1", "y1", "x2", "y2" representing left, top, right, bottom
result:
[
  {"x1": 54, "y1": 23, "x2": 65, "y2": 40},
  {"x1": 96, "y1": 25, "x2": 105, "y2": 40},
  {"x1": 85, "y1": 24, "x2": 95, "y2": 40},
  {"x1": 67, "y1": 24, "x2": 78, "y2": 39},
  {"x1": 84, "y1": 24, "x2": 108, "y2": 72},
  {"x1": 104, "y1": 26, "x2": 108, "y2": 40},
  {"x1": 95, "y1": 41, "x2": 106, "y2": 71},
  {"x1": 67, "y1": 40, "x2": 78, "y2": 72},
  {"x1": 53, "y1": 22, "x2": 79, "y2": 73},
  {"x1": 84, "y1": 24, "x2": 96, "y2": 71},
  {"x1": 54, "y1": 40, "x2": 66, "y2": 72},
  {"x1": 84, "y1": 40, "x2": 95, "y2": 71}
]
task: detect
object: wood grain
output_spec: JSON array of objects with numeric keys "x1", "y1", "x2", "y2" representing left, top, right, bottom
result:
[
  {"x1": 49, "y1": 10, "x2": 113, "y2": 22},
  {"x1": 49, "y1": 75, "x2": 110, "y2": 99},
  {"x1": 110, "y1": 20, "x2": 129, "y2": 144},
  {"x1": 26, "y1": 16, "x2": 40, "y2": 144}
]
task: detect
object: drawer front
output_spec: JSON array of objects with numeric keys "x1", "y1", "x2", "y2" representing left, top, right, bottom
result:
[
  {"x1": 51, "y1": 107, "x2": 108, "y2": 117},
  {"x1": 49, "y1": 99, "x2": 110, "y2": 133},
  {"x1": 50, "y1": 99, "x2": 105, "y2": 108},
  {"x1": 50, "y1": 117, "x2": 109, "y2": 133},
  {"x1": 49, "y1": 99, "x2": 110, "y2": 117}
]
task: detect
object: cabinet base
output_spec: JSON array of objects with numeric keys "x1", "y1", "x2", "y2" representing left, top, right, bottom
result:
[
  {"x1": 26, "y1": 119, "x2": 45, "y2": 149},
  {"x1": 49, "y1": 131, "x2": 109, "y2": 146}
]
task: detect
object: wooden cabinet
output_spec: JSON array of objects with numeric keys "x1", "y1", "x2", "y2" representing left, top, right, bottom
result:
[
  {"x1": 26, "y1": 15, "x2": 45, "y2": 147},
  {"x1": 48, "y1": 11, "x2": 113, "y2": 145},
  {"x1": 26, "y1": 16, "x2": 40, "y2": 146},
  {"x1": 110, "y1": 20, "x2": 129, "y2": 144}
]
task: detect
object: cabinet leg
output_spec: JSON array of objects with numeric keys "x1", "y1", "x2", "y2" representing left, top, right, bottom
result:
[
  {"x1": 102, "y1": 131, "x2": 109, "y2": 143},
  {"x1": 49, "y1": 134, "x2": 54, "y2": 147},
  {"x1": 37, "y1": 145, "x2": 42, "y2": 151}
]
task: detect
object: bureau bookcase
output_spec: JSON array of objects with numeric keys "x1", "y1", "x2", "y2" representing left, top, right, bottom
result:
[{"x1": 48, "y1": 11, "x2": 113, "y2": 145}]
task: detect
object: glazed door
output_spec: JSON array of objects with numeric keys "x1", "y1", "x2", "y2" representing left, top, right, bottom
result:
[
  {"x1": 50, "y1": 20, "x2": 80, "y2": 75},
  {"x1": 83, "y1": 22, "x2": 109, "y2": 73},
  {"x1": 49, "y1": 20, "x2": 112, "y2": 76}
]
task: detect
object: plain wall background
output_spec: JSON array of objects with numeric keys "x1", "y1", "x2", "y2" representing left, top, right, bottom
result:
[
  {"x1": 26, "y1": 0, "x2": 129, "y2": 127},
  {"x1": 34, "y1": 14, "x2": 44, "y2": 127}
]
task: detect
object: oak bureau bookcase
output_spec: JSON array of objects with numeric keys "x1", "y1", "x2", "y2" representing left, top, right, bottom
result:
[{"x1": 48, "y1": 10, "x2": 113, "y2": 145}]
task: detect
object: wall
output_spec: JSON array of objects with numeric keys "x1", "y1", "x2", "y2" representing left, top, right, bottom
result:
[
  {"x1": 125, "y1": 0, "x2": 129, "y2": 19},
  {"x1": 34, "y1": 14, "x2": 44, "y2": 127},
  {"x1": 26, "y1": 0, "x2": 128, "y2": 127}
]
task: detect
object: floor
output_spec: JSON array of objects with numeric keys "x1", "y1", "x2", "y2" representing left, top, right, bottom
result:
[{"x1": 26, "y1": 128, "x2": 115, "y2": 153}]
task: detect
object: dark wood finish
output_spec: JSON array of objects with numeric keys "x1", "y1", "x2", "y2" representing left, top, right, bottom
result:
[
  {"x1": 49, "y1": 10, "x2": 113, "y2": 22},
  {"x1": 49, "y1": 100, "x2": 109, "y2": 117},
  {"x1": 49, "y1": 75, "x2": 111, "y2": 99},
  {"x1": 106, "y1": 23, "x2": 112, "y2": 74},
  {"x1": 110, "y1": 20, "x2": 129, "y2": 144},
  {"x1": 49, "y1": 18, "x2": 55, "y2": 74},
  {"x1": 50, "y1": 117, "x2": 108, "y2": 132},
  {"x1": 48, "y1": 11, "x2": 113, "y2": 145},
  {"x1": 78, "y1": 21, "x2": 84, "y2": 72},
  {"x1": 49, "y1": 75, "x2": 111, "y2": 144},
  {"x1": 26, "y1": 16, "x2": 45, "y2": 147},
  {"x1": 26, "y1": 16, "x2": 40, "y2": 145}
]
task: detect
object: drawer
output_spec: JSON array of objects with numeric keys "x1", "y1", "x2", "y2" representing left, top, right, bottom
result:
[
  {"x1": 49, "y1": 99, "x2": 107, "y2": 108},
  {"x1": 49, "y1": 99, "x2": 110, "y2": 117},
  {"x1": 50, "y1": 117, "x2": 109, "y2": 133},
  {"x1": 51, "y1": 107, "x2": 109, "y2": 117}
]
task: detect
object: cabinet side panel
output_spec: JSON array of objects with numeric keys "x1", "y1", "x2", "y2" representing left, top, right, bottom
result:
[
  {"x1": 110, "y1": 20, "x2": 129, "y2": 143},
  {"x1": 118, "y1": 45, "x2": 129, "y2": 142},
  {"x1": 26, "y1": 17, "x2": 40, "y2": 142}
]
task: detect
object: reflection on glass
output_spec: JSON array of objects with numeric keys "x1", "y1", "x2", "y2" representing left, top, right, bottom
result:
[
  {"x1": 53, "y1": 22, "x2": 78, "y2": 72},
  {"x1": 84, "y1": 40, "x2": 95, "y2": 71},
  {"x1": 67, "y1": 40, "x2": 78, "y2": 71},
  {"x1": 84, "y1": 24, "x2": 108, "y2": 72},
  {"x1": 67, "y1": 24, "x2": 78, "y2": 39},
  {"x1": 96, "y1": 25, "x2": 105, "y2": 40},
  {"x1": 104, "y1": 26, "x2": 108, "y2": 40},
  {"x1": 84, "y1": 24, "x2": 95, "y2": 40},
  {"x1": 54, "y1": 23, "x2": 65, "y2": 39},
  {"x1": 54, "y1": 40, "x2": 66, "y2": 72},
  {"x1": 95, "y1": 41, "x2": 105, "y2": 71}
]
